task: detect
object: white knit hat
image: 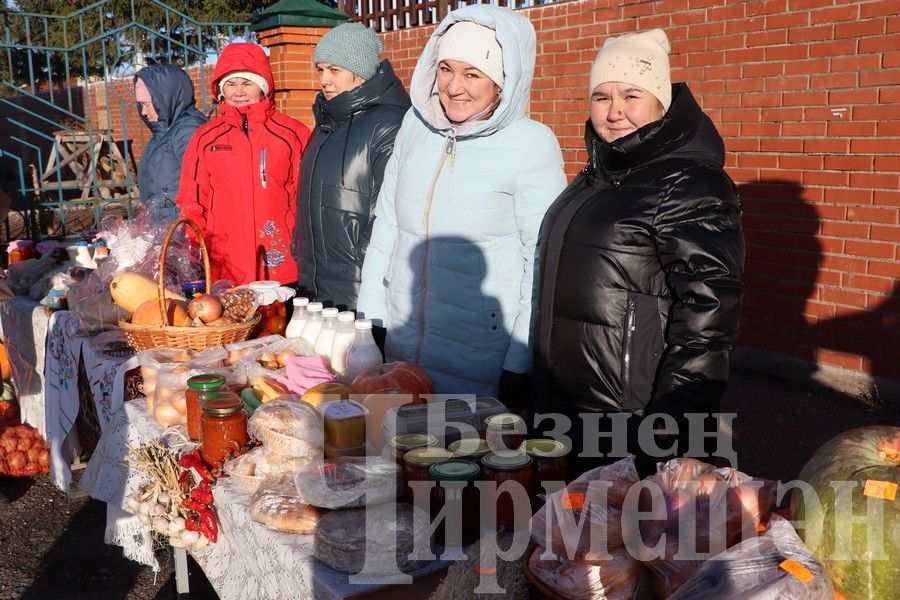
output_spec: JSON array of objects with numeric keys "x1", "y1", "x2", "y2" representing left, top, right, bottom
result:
[
  {"x1": 589, "y1": 28, "x2": 672, "y2": 112},
  {"x1": 218, "y1": 70, "x2": 270, "y2": 97},
  {"x1": 437, "y1": 21, "x2": 505, "y2": 89}
]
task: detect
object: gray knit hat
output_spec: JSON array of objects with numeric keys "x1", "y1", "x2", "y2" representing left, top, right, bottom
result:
[{"x1": 314, "y1": 22, "x2": 383, "y2": 81}]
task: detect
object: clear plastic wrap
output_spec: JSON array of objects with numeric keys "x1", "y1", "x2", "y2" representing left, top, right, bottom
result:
[
  {"x1": 6, "y1": 256, "x2": 59, "y2": 296},
  {"x1": 667, "y1": 515, "x2": 834, "y2": 600},
  {"x1": 314, "y1": 503, "x2": 431, "y2": 574},
  {"x1": 530, "y1": 456, "x2": 640, "y2": 561},
  {"x1": 223, "y1": 335, "x2": 283, "y2": 366},
  {"x1": 248, "y1": 399, "x2": 324, "y2": 458},
  {"x1": 225, "y1": 446, "x2": 315, "y2": 495},
  {"x1": 137, "y1": 347, "x2": 231, "y2": 400},
  {"x1": 250, "y1": 471, "x2": 327, "y2": 534},
  {"x1": 292, "y1": 457, "x2": 401, "y2": 509},
  {"x1": 638, "y1": 457, "x2": 779, "y2": 598},
  {"x1": 151, "y1": 365, "x2": 246, "y2": 426},
  {"x1": 241, "y1": 336, "x2": 317, "y2": 381},
  {"x1": 528, "y1": 545, "x2": 649, "y2": 600}
]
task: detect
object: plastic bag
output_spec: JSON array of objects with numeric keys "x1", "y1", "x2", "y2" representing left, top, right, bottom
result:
[
  {"x1": 250, "y1": 471, "x2": 325, "y2": 534},
  {"x1": 151, "y1": 365, "x2": 246, "y2": 425},
  {"x1": 136, "y1": 346, "x2": 229, "y2": 398},
  {"x1": 6, "y1": 256, "x2": 58, "y2": 296},
  {"x1": 528, "y1": 546, "x2": 649, "y2": 600},
  {"x1": 223, "y1": 334, "x2": 283, "y2": 366},
  {"x1": 638, "y1": 457, "x2": 778, "y2": 597},
  {"x1": 530, "y1": 456, "x2": 640, "y2": 561},
  {"x1": 225, "y1": 446, "x2": 315, "y2": 496},
  {"x1": 292, "y1": 457, "x2": 401, "y2": 509},
  {"x1": 667, "y1": 515, "x2": 834, "y2": 599},
  {"x1": 241, "y1": 336, "x2": 317, "y2": 380},
  {"x1": 248, "y1": 399, "x2": 324, "y2": 458}
]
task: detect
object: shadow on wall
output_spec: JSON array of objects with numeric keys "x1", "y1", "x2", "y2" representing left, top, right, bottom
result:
[{"x1": 738, "y1": 179, "x2": 900, "y2": 392}]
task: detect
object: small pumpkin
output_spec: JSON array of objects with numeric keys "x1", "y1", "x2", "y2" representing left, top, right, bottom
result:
[{"x1": 350, "y1": 362, "x2": 435, "y2": 402}]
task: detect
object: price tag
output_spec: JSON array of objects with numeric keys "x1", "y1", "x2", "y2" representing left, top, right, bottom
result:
[
  {"x1": 780, "y1": 559, "x2": 814, "y2": 583},
  {"x1": 863, "y1": 479, "x2": 897, "y2": 501},
  {"x1": 561, "y1": 492, "x2": 585, "y2": 510}
]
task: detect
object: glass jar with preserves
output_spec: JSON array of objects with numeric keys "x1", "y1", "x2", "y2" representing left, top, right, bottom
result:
[
  {"x1": 200, "y1": 393, "x2": 248, "y2": 467},
  {"x1": 430, "y1": 460, "x2": 481, "y2": 548},
  {"x1": 185, "y1": 374, "x2": 225, "y2": 441},
  {"x1": 448, "y1": 437, "x2": 491, "y2": 466},
  {"x1": 322, "y1": 400, "x2": 367, "y2": 449},
  {"x1": 403, "y1": 446, "x2": 452, "y2": 504},
  {"x1": 520, "y1": 438, "x2": 569, "y2": 510},
  {"x1": 481, "y1": 450, "x2": 534, "y2": 532},
  {"x1": 389, "y1": 433, "x2": 438, "y2": 466},
  {"x1": 485, "y1": 413, "x2": 526, "y2": 451}
]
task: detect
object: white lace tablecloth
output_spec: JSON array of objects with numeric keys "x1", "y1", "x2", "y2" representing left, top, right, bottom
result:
[
  {"x1": 0, "y1": 296, "x2": 52, "y2": 435},
  {"x1": 40, "y1": 311, "x2": 132, "y2": 493},
  {"x1": 81, "y1": 400, "x2": 449, "y2": 599}
]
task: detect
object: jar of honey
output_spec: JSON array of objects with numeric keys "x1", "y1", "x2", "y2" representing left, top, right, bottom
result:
[
  {"x1": 485, "y1": 413, "x2": 526, "y2": 451},
  {"x1": 403, "y1": 446, "x2": 452, "y2": 505},
  {"x1": 430, "y1": 460, "x2": 481, "y2": 547},
  {"x1": 322, "y1": 400, "x2": 367, "y2": 449},
  {"x1": 448, "y1": 437, "x2": 491, "y2": 466},
  {"x1": 481, "y1": 451, "x2": 534, "y2": 532},
  {"x1": 185, "y1": 374, "x2": 225, "y2": 441},
  {"x1": 520, "y1": 438, "x2": 569, "y2": 510},
  {"x1": 389, "y1": 433, "x2": 438, "y2": 466},
  {"x1": 200, "y1": 393, "x2": 248, "y2": 467}
]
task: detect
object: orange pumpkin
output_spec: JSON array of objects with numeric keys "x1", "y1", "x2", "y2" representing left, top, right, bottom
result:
[
  {"x1": 0, "y1": 341, "x2": 10, "y2": 381},
  {"x1": 350, "y1": 362, "x2": 435, "y2": 402}
]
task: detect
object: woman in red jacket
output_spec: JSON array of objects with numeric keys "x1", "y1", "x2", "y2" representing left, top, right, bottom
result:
[{"x1": 177, "y1": 43, "x2": 310, "y2": 286}]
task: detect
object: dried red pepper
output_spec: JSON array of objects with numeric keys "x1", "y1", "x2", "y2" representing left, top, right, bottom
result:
[{"x1": 199, "y1": 510, "x2": 218, "y2": 543}]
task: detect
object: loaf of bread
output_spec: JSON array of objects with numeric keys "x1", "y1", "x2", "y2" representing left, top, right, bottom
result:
[
  {"x1": 251, "y1": 472, "x2": 328, "y2": 534},
  {"x1": 248, "y1": 399, "x2": 324, "y2": 458},
  {"x1": 314, "y1": 503, "x2": 430, "y2": 574}
]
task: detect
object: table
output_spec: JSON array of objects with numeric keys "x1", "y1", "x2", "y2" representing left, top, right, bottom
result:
[
  {"x1": 80, "y1": 400, "x2": 451, "y2": 600},
  {"x1": 0, "y1": 298, "x2": 134, "y2": 493}
]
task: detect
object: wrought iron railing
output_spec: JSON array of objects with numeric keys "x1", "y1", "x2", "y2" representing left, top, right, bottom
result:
[{"x1": 337, "y1": 0, "x2": 566, "y2": 32}]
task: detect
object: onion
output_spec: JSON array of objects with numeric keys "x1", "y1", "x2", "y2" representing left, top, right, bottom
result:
[
  {"x1": 188, "y1": 294, "x2": 223, "y2": 324},
  {"x1": 276, "y1": 350, "x2": 297, "y2": 368}
]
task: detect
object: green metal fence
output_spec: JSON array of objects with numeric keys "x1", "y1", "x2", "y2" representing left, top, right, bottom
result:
[{"x1": 0, "y1": 0, "x2": 250, "y2": 239}]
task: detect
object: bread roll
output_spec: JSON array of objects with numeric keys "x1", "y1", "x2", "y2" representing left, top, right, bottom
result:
[{"x1": 251, "y1": 472, "x2": 327, "y2": 534}]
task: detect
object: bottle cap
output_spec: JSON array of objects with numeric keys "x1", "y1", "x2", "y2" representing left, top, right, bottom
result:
[
  {"x1": 354, "y1": 319, "x2": 372, "y2": 329},
  {"x1": 307, "y1": 302, "x2": 323, "y2": 312},
  {"x1": 293, "y1": 297, "x2": 309, "y2": 307},
  {"x1": 322, "y1": 307, "x2": 339, "y2": 318},
  {"x1": 337, "y1": 311, "x2": 355, "y2": 322}
]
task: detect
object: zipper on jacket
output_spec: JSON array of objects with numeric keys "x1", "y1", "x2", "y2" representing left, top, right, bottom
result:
[
  {"x1": 621, "y1": 296, "x2": 636, "y2": 410},
  {"x1": 414, "y1": 130, "x2": 455, "y2": 363},
  {"x1": 241, "y1": 114, "x2": 249, "y2": 136},
  {"x1": 339, "y1": 113, "x2": 354, "y2": 187}
]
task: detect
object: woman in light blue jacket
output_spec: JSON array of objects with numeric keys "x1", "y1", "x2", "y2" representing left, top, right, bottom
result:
[{"x1": 357, "y1": 5, "x2": 566, "y2": 398}]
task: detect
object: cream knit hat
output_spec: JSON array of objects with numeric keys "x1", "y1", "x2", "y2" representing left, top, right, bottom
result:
[
  {"x1": 589, "y1": 28, "x2": 672, "y2": 112},
  {"x1": 218, "y1": 70, "x2": 270, "y2": 97},
  {"x1": 437, "y1": 21, "x2": 505, "y2": 88}
]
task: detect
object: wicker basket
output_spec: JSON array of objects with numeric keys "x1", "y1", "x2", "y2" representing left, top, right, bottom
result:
[{"x1": 119, "y1": 218, "x2": 259, "y2": 351}]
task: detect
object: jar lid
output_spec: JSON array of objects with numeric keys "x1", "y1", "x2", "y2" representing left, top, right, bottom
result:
[
  {"x1": 485, "y1": 413, "x2": 524, "y2": 430},
  {"x1": 201, "y1": 394, "x2": 244, "y2": 416},
  {"x1": 337, "y1": 311, "x2": 355, "y2": 322},
  {"x1": 520, "y1": 438, "x2": 569, "y2": 458},
  {"x1": 390, "y1": 433, "x2": 438, "y2": 451},
  {"x1": 448, "y1": 437, "x2": 491, "y2": 458},
  {"x1": 430, "y1": 460, "x2": 480, "y2": 482},
  {"x1": 307, "y1": 302, "x2": 324, "y2": 312},
  {"x1": 354, "y1": 319, "x2": 372, "y2": 329},
  {"x1": 293, "y1": 297, "x2": 309, "y2": 307},
  {"x1": 249, "y1": 280, "x2": 280, "y2": 291},
  {"x1": 404, "y1": 447, "x2": 453, "y2": 468},
  {"x1": 322, "y1": 307, "x2": 339, "y2": 318},
  {"x1": 187, "y1": 374, "x2": 226, "y2": 390},
  {"x1": 481, "y1": 450, "x2": 532, "y2": 471}
]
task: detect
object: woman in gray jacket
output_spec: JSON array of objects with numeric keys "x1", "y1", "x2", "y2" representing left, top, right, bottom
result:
[{"x1": 294, "y1": 23, "x2": 410, "y2": 310}]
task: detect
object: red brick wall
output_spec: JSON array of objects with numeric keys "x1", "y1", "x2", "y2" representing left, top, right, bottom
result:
[
  {"x1": 379, "y1": 0, "x2": 900, "y2": 381},
  {"x1": 86, "y1": 64, "x2": 215, "y2": 166}
]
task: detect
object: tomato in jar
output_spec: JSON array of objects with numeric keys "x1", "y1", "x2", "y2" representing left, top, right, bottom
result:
[
  {"x1": 481, "y1": 451, "x2": 534, "y2": 532},
  {"x1": 185, "y1": 374, "x2": 225, "y2": 441},
  {"x1": 430, "y1": 460, "x2": 481, "y2": 548},
  {"x1": 520, "y1": 438, "x2": 569, "y2": 510},
  {"x1": 200, "y1": 393, "x2": 248, "y2": 467},
  {"x1": 403, "y1": 446, "x2": 452, "y2": 505}
]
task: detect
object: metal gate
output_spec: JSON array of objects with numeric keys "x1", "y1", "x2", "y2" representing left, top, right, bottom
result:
[{"x1": 0, "y1": 1, "x2": 251, "y2": 240}]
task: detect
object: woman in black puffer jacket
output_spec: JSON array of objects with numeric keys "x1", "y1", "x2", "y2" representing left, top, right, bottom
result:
[
  {"x1": 532, "y1": 29, "x2": 745, "y2": 478},
  {"x1": 293, "y1": 23, "x2": 410, "y2": 310}
]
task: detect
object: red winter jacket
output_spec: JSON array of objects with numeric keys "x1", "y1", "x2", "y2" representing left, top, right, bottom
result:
[{"x1": 177, "y1": 43, "x2": 310, "y2": 286}]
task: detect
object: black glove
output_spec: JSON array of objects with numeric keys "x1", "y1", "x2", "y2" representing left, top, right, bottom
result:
[{"x1": 497, "y1": 370, "x2": 531, "y2": 413}]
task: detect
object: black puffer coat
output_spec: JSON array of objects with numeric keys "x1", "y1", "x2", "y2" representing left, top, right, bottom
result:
[
  {"x1": 294, "y1": 60, "x2": 410, "y2": 308},
  {"x1": 532, "y1": 83, "x2": 745, "y2": 421}
]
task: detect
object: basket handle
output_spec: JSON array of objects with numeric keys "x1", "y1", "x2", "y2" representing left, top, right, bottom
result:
[{"x1": 157, "y1": 218, "x2": 212, "y2": 325}]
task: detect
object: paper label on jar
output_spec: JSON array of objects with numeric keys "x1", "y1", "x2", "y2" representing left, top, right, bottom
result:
[
  {"x1": 863, "y1": 479, "x2": 897, "y2": 501},
  {"x1": 779, "y1": 559, "x2": 814, "y2": 583},
  {"x1": 561, "y1": 492, "x2": 585, "y2": 510}
]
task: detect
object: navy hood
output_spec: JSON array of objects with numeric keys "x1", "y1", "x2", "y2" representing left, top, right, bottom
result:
[{"x1": 134, "y1": 64, "x2": 198, "y2": 131}]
